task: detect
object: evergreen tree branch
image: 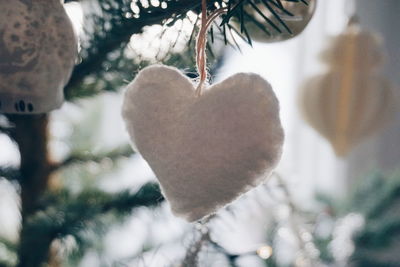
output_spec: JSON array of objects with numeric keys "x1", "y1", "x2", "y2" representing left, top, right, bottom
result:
[
  {"x1": 0, "y1": 126, "x2": 11, "y2": 135},
  {"x1": 64, "y1": 0, "x2": 202, "y2": 99},
  {"x1": 333, "y1": 172, "x2": 400, "y2": 266},
  {"x1": 64, "y1": 0, "x2": 308, "y2": 100},
  {"x1": 0, "y1": 116, "x2": 12, "y2": 135},
  {"x1": 0, "y1": 238, "x2": 17, "y2": 267},
  {"x1": 0, "y1": 166, "x2": 20, "y2": 181},
  {"x1": 354, "y1": 218, "x2": 400, "y2": 249},
  {"x1": 365, "y1": 175, "x2": 400, "y2": 219},
  {"x1": 18, "y1": 182, "x2": 163, "y2": 267},
  {"x1": 208, "y1": 239, "x2": 244, "y2": 267},
  {"x1": 0, "y1": 237, "x2": 17, "y2": 254},
  {"x1": 50, "y1": 145, "x2": 134, "y2": 172}
]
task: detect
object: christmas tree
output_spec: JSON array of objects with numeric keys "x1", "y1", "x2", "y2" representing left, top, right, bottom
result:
[{"x1": 1, "y1": 0, "x2": 399, "y2": 266}]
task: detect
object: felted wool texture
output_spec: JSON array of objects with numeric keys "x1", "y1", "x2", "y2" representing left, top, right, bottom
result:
[{"x1": 122, "y1": 65, "x2": 284, "y2": 222}]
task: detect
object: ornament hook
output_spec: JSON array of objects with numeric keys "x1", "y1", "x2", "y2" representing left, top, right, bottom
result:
[{"x1": 195, "y1": 0, "x2": 227, "y2": 96}]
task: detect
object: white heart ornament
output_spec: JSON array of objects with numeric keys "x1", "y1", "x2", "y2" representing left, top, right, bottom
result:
[{"x1": 122, "y1": 65, "x2": 284, "y2": 222}]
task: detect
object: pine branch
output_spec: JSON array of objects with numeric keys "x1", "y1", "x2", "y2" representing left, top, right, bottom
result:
[
  {"x1": 0, "y1": 116, "x2": 12, "y2": 135},
  {"x1": 354, "y1": 218, "x2": 400, "y2": 249},
  {"x1": 35, "y1": 182, "x2": 164, "y2": 220},
  {"x1": 64, "y1": 0, "x2": 308, "y2": 100},
  {"x1": 64, "y1": 0, "x2": 202, "y2": 99},
  {"x1": 208, "y1": 239, "x2": 244, "y2": 267},
  {"x1": 0, "y1": 238, "x2": 17, "y2": 267},
  {"x1": 365, "y1": 174, "x2": 400, "y2": 219},
  {"x1": 338, "y1": 172, "x2": 400, "y2": 266},
  {"x1": 0, "y1": 237, "x2": 17, "y2": 253},
  {"x1": 0, "y1": 125, "x2": 11, "y2": 135},
  {"x1": 50, "y1": 145, "x2": 134, "y2": 172},
  {"x1": 0, "y1": 166, "x2": 20, "y2": 181},
  {"x1": 17, "y1": 182, "x2": 163, "y2": 267}
]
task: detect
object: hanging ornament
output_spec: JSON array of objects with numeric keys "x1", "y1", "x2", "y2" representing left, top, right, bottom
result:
[
  {"x1": 231, "y1": 0, "x2": 317, "y2": 43},
  {"x1": 122, "y1": 1, "x2": 284, "y2": 222},
  {"x1": 0, "y1": 0, "x2": 77, "y2": 114},
  {"x1": 299, "y1": 18, "x2": 393, "y2": 156}
]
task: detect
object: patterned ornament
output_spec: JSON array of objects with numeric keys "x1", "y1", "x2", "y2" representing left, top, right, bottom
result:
[
  {"x1": 122, "y1": 65, "x2": 284, "y2": 222},
  {"x1": 0, "y1": 0, "x2": 77, "y2": 114},
  {"x1": 300, "y1": 19, "x2": 393, "y2": 156},
  {"x1": 232, "y1": 0, "x2": 317, "y2": 43}
]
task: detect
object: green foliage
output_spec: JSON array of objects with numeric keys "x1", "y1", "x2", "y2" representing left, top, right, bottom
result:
[
  {"x1": 0, "y1": 167, "x2": 20, "y2": 182},
  {"x1": 17, "y1": 183, "x2": 163, "y2": 267},
  {"x1": 0, "y1": 237, "x2": 17, "y2": 267},
  {"x1": 64, "y1": 0, "x2": 203, "y2": 100},
  {"x1": 1, "y1": 0, "x2": 313, "y2": 266},
  {"x1": 64, "y1": 0, "x2": 310, "y2": 100},
  {"x1": 348, "y1": 172, "x2": 400, "y2": 267},
  {"x1": 297, "y1": 171, "x2": 400, "y2": 267},
  {"x1": 313, "y1": 236, "x2": 334, "y2": 264},
  {"x1": 60, "y1": 145, "x2": 134, "y2": 169},
  {"x1": 314, "y1": 172, "x2": 400, "y2": 266}
]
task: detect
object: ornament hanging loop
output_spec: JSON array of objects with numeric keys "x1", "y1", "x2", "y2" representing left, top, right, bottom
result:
[
  {"x1": 347, "y1": 14, "x2": 359, "y2": 27},
  {"x1": 344, "y1": 0, "x2": 357, "y2": 21},
  {"x1": 195, "y1": 0, "x2": 208, "y2": 96},
  {"x1": 195, "y1": 0, "x2": 227, "y2": 96}
]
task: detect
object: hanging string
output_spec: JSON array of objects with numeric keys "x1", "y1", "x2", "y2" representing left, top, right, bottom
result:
[
  {"x1": 344, "y1": 0, "x2": 357, "y2": 22},
  {"x1": 195, "y1": 0, "x2": 227, "y2": 96},
  {"x1": 195, "y1": 0, "x2": 208, "y2": 96}
]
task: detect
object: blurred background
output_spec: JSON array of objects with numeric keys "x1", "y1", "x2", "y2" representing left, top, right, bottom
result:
[{"x1": 0, "y1": 0, "x2": 399, "y2": 266}]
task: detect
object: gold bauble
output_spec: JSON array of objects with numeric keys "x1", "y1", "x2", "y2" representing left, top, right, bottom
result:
[
  {"x1": 300, "y1": 21, "x2": 393, "y2": 156},
  {"x1": 232, "y1": 0, "x2": 317, "y2": 43},
  {"x1": 0, "y1": 0, "x2": 77, "y2": 114}
]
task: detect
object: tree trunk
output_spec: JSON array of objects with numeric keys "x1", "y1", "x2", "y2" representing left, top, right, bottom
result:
[{"x1": 8, "y1": 114, "x2": 53, "y2": 267}]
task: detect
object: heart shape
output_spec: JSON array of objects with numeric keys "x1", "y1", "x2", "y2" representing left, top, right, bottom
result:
[{"x1": 122, "y1": 65, "x2": 284, "y2": 221}]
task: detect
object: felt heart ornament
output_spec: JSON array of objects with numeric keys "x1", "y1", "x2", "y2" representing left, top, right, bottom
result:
[{"x1": 122, "y1": 65, "x2": 284, "y2": 222}]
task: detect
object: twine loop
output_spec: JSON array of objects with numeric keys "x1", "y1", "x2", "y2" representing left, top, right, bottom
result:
[{"x1": 195, "y1": 0, "x2": 227, "y2": 96}]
